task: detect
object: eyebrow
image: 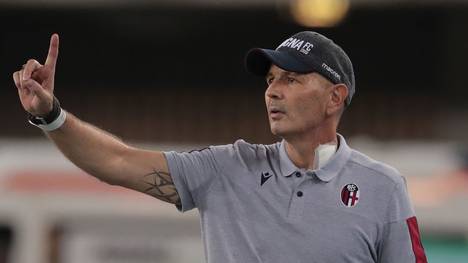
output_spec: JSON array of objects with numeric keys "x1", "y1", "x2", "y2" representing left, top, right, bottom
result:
[
  {"x1": 285, "y1": 72, "x2": 303, "y2": 77},
  {"x1": 266, "y1": 71, "x2": 303, "y2": 79}
]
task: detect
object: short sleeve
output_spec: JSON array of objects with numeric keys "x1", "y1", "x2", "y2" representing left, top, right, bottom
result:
[
  {"x1": 386, "y1": 177, "x2": 414, "y2": 223},
  {"x1": 164, "y1": 147, "x2": 222, "y2": 212},
  {"x1": 378, "y1": 177, "x2": 427, "y2": 263}
]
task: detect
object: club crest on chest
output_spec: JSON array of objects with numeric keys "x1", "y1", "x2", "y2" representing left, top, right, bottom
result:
[{"x1": 341, "y1": 183, "x2": 360, "y2": 207}]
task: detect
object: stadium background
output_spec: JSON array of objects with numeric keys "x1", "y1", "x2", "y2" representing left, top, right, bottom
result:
[{"x1": 1, "y1": 0, "x2": 468, "y2": 262}]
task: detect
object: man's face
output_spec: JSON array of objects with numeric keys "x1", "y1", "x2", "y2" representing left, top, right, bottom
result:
[{"x1": 265, "y1": 64, "x2": 333, "y2": 137}]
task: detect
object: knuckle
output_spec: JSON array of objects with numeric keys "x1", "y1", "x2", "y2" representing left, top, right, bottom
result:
[{"x1": 27, "y1": 58, "x2": 38, "y2": 65}]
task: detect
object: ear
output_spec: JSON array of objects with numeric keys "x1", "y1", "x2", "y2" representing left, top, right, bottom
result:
[{"x1": 327, "y1": 84, "x2": 348, "y2": 115}]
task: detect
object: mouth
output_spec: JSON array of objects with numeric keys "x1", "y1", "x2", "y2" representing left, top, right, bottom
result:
[{"x1": 269, "y1": 107, "x2": 286, "y2": 119}]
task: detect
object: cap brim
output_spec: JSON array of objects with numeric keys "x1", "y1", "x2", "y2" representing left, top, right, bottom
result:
[{"x1": 245, "y1": 48, "x2": 312, "y2": 76}]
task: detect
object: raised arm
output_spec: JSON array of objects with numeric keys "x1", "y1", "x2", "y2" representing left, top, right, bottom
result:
[{"x1": 12, "y1": 34, "x2": 180, "y2": 205}]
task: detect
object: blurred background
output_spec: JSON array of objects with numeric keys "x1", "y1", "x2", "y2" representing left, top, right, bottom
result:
[{"x1": 1, "y1": 0, "x2": 468, "y2": 262}]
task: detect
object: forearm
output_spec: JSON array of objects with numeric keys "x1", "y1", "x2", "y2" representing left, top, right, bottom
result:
[
  {"x1": 46, "y1": 111, "x2": 131, "y2": 185},
  {"x1": 44, "y1": 111, "x2": 180, "y2": 204}
]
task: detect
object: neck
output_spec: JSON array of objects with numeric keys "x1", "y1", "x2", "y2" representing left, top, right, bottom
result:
[{"x1": 284, "y1": 128, "x2": 338, "y2": 170}]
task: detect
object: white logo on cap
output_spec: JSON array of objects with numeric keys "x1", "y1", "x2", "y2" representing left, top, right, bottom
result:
[
  {"x1": 322, "y1": 63, "x2": 341, "y2": 81},
  {"x1": 278, "y1": 37, "x2": 314, "y2": 55}
]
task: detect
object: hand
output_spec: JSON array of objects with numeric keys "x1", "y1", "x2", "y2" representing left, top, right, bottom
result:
[{"x1": 12, "y1": 34, "x2": 60, "y2": 117}]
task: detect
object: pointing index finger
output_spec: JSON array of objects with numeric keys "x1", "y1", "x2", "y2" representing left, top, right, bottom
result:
[{"x1": 45, "y1": 33, "x2": 59, "y2": 68}]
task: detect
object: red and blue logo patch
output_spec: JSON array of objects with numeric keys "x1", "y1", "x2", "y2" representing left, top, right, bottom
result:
[{"x1": 341, "y1": 183, "x2": 360, "y2": 207}]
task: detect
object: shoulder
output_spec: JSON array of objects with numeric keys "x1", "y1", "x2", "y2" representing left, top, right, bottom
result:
[
  {"x1": 347, "y1": 149, "x2": 404, "y2": 186},
  {"x1": 211, "y1": 139, "x2": 280, "y2": 170},
  {"x1": 211, "y1": 139, "x2": 280, "y2": 159}
]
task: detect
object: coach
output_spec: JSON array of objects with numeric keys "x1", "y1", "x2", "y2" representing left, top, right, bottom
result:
[{"x1": 13, "y1": 31, "x2": 427, "y2": 262}]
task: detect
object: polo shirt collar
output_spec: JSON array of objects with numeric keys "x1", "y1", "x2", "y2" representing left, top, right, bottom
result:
[
  {"x1": 279, "y1": 134, "x2": 352, "y2": 182},
  {"x1": 279, "y1": 140, "x2": 298, "y2": 177}
]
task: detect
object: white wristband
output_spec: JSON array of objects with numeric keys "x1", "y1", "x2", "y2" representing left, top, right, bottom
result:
[{"x1": 29, "y1": 108, "x2": 67, "y2": 131}]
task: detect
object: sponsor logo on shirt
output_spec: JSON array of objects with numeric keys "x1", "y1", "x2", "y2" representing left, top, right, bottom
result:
[{"x1": 260, "y1": 172, "x2": 273, "y2": 186}]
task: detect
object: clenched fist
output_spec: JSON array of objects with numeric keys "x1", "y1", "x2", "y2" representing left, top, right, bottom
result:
[{"x1": 12, "y1": 34, "x2": 59, "y2": 117}]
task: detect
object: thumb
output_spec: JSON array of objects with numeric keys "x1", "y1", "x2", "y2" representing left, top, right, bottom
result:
[{"x1": 23, "y1": 78, "x2": 52, "y2": 102}]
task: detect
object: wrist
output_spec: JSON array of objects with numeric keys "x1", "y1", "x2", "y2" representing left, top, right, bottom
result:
[{"x1": 28, "y1": 97, "x2": 67, "y2": 131}]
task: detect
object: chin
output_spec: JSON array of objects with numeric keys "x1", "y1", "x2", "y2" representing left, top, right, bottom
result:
[
  {"x1": 270, "y1": 121, "x2": 307, "y2": 138},
  {"x1": 269, "y1": 124, "x2": 288, "y2": 137}
]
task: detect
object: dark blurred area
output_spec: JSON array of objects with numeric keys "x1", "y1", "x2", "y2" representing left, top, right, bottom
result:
[
  {"x1": 1, "y1": 3, "x2": 468, "y2": 144},
  {"x1": 0, "y1": 226, "x2": 12, "y2": 263}
]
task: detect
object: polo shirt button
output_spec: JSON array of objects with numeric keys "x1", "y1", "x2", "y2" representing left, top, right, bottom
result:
[
  {"x1": 297, "y1": 191, "x2": 303, "y2": 197},
  {"x1": 295, "y1": 171, "x2": 302, "y2": 178}
]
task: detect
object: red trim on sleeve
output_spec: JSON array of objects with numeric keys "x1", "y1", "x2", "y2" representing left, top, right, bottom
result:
[{"x1": 406, "y1": 216, "x2": 428, "y2": 263}]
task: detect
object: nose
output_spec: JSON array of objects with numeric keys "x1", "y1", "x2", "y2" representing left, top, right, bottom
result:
[{"x1": 265, "y1": 80, "x2": 283, "y2": 100}]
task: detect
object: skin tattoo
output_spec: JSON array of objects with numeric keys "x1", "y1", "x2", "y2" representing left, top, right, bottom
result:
[{"x1": 142, "y1": 170, "x2": 181, "y2": 205}]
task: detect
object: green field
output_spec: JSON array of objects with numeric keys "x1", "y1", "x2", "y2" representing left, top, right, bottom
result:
[{"x1": 423, "y1": 236, "x2": 468, "y2": 263}]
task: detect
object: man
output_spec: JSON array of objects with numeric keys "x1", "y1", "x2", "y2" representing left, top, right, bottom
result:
[{"x1": 13, "y1": 31, "x2": 427, "y2": 262}]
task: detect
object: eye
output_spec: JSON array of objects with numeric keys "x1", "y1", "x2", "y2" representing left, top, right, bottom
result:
[
  {"x1": 266, "y1": 77, "x2": 274, "y2": 85},
  {"x1": 287, "y1": 77, "x2": 296, "y2": 84}
]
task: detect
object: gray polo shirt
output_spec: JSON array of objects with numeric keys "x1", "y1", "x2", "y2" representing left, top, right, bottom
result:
[{"x1": 164, "y1": 135, "x2": 427, "y2": 263}]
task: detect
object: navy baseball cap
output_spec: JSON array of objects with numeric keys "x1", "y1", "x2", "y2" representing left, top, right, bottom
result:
[{"x1": 245, "y1": 31, "x2": 355, "y2": 105}]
